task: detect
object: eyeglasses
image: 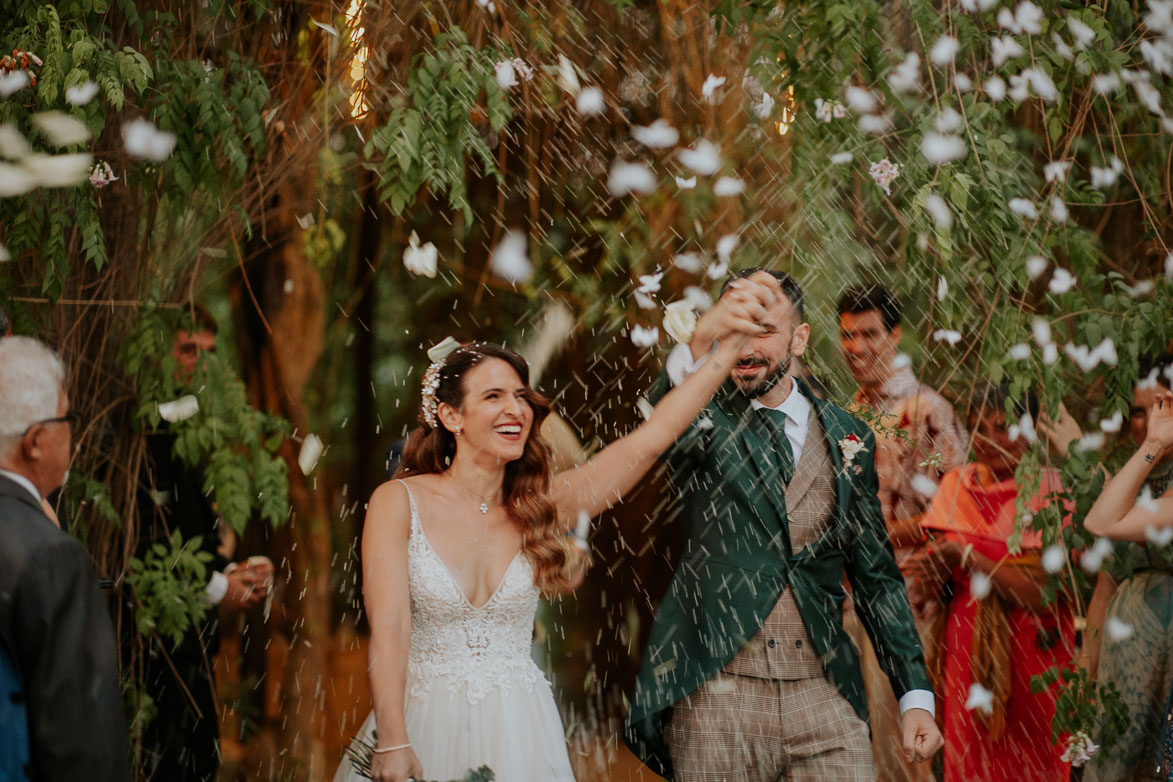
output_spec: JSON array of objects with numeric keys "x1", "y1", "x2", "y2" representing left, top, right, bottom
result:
[{"x1": 20, "y1": 411, "x2": 80, "y2": 436}]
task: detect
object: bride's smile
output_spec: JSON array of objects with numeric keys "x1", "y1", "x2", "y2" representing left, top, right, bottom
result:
[{"x1": 439, "y1": 357, "x2": 534, "y2": 464}]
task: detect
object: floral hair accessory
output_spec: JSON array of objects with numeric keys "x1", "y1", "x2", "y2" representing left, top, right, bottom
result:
[{"x1": 420, "y1": 337, "x2": 462, "y2": 428}]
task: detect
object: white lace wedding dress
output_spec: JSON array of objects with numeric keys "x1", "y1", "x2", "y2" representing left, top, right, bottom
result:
[{"x1": 334, "y1": 481, "x2": 575, "y2": 782}]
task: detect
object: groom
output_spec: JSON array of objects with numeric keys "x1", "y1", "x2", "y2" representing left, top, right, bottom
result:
[{"x1": 625, "y1": 270, "x2": 941, "y2": 780}]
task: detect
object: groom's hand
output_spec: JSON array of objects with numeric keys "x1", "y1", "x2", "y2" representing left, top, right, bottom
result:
[
  {"x1": 688, "y1": 273, "x2": 780, "y2": 360},
  {"x1": 901, "y1": 707, "x2": 943, "y2": 763}
]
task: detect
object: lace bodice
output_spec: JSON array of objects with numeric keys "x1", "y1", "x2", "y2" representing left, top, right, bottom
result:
[{"x1": 400, "y1": 481, "x2": 546, "y2": 704}]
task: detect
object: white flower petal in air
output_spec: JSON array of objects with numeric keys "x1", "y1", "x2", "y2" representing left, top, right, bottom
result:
[
  {"x1": 632, "y1": 119, "x2": 679, "y2": 149},
  {"x1": 1015, "y1": 1, "x2": 1044, "y2": 34},
  {"x1": 713, "y1": 176, "x2": 746, "y2": 196},
  {"x1": 925, "y1": 194, "x2": 953, "y2": 229},
  {"x1": 966, "y1": 683, "x2": 995, "y2": 713},
  {"x1": 427, "y1": 337, "x2": 461, "y2": 363},
  {"x1": 664, "y1": 300, "x2": 699, "y2": 344},
  {"x1": 675, "y1": 175, "x2": 697, "y2": 189},
  {"x1": 1092, "y1": 73, "x2": 1122, "y2": 95},
  {"x1": 1068, "y1": 16, "x2": 1096, "y2": 49},
  {"x1": 1026, "y1": 68, "x2": 1059, "y2": 102},
  {"x1": 607, "y1": 161, "x2": 657, "y2": 196},
  {"x1": 673, "y1": 253, "x2": 704, "y2": 273},
  {"x1": 970, "y1": 571, "x2": 993, "y2": 599},
  {"x1": 1043, "y1": 343, "x2": 1059, "y2": 365},
  {"x1": 123, "y1": 118, "x2": 177, "y2": 162},
  {"x1": 1051, "y1": 33, "x2": 1074, "y2": 61},
  {"x1": 930, "y1": 36, "x2": 961, "y2": 66},
  {"x1": 985, "y1": 76, "x2": 1008, "y2": 101},
  {"x1": 955, "y1": 73, "x2": 974, "y2": 91},
  {"x1": 845, "y1": 86, "x2": 880, "y2": 113},
  {"x1": 31, "y1": 112, "x2": 91, "y2": 147},
  {"x1": 1090, "y1": 164, "x2": 1119, "y2": 189},
  {"x1": 1100, "y1": 410, "x2": 1124, "y2": 433},
  {"x1": 910, "y1": 474, "x2": 939, "y2": 499},
  {"x1": 684, "y1": 285, "x2": 712, "y2": 312},
  {"x1": 65, "y1": 81, "x2": 100, "y2": 106},
  {"x1": 0, "y1": 125, "x2": 31, "y2": 159},
  {"x1": 636, "y1": 397, "x2": 654, "y2": 421},
  {"x1": 0, "y1": 163, "x2": 37, "y2": 196},
  {"x1": 935, "y1": 108, "x2": 964, "y2": 134},
  {"x1": 858, "y1": 114, "x2": 892, "y2": 134},
  {"x1": 1048, "y1": 267, "x2": 1076, "y2": 294},
  {"x1": 1106, "y1": 616, "x2": 1135, "y2": 642},
  {"x1": 1026, "y1": 255, "x2": 1048, "y2": 279},
  {"x1": 1050, "y1": 197, "x2": 1068, "y2": 223},
  {"x1": 922, "y1": 133, "x2": 966, "y2": 164},
  {"x1": 1009, "y1": 198, "x2": 1039, "y2": 218},
  {"x1": 1145, "y1": 523, "x2": 1173, "y2": 546},
  {"x1": 0, "y1": 71, "x2": 30, "y2": 97},
  {"x1": 1076, "y1": 432, "x2": 1105, "y2": 452},
  {"x1": 557, "y1": 54, "x2": 581, "y2": 94},
  {"x1": 490, "y1": 230, "x2": 533, "y2": 284},
  {"x1": 1081, "y1": 537, "x2": 1115, "y2": 573},
  {"x1": 937, "y1": 275, "x2": 949, "y2": 301},
  {"x1": 830, "y1": 151, "x2": 854, "y2": 165},
  {"x1": 1138, "y1": 486, "x2": 1161, "y2": 513},
  {"x1": 678, "y1": 140, "x2": 722, "y2": 176},
  {"x1": 716, "y1": 233, "x2": 739, "y2": 264},
  {"x1": 1031, "y1": 317, "x2": 1053, "y2": 347},
  {"x1": 403, "y1": 231, "x2": 439, "y2": 278},
  {"x1": 634, "y1": 291, "x2": 656, "y2": 309},
  {"x1": 753, "y1": 92, "x2": 776, "y2": 119},
  {"x1": 158, "y1": 395, "x2": 200, "y2": 423},
  {"x1": 991, "y1": 36, "x2": 1026, "y2": 67},
  {"x1": 1042, "y1": 544, "x2": 1066, "y2": 574},
  {"x1": 576, "y1": 86, "x2": 605, "y2": 116},
  {"x1": 1009, "y1": 343, "x2": 1031, "y2": 360},
  {"x1": 701, "y1": 74, "x2": 726, "y2": 103},
  {"x1": 933, "y1": 329, "x2": 963, "y2": 346},
  {"x1": 298, "y1": 434, "x2": 324, "y2": 475},
  {"x1": 637, "y1": 271, "x2": 664, "y2": 295},
  {"x1": 630, "y1": 325, "x2": 659, "y2": 348},
  {"x1": 706, "y1": 262, "x2": 729, "y2": 280},
  {"x1": 1044, "y1": 160, "x2": 1071, "y2": 183},
  {"x1": 1145, "y1": 39, "x2": 1173, "y2": 76},
  {"x1": 22, "y1": 153, "x2": 92, "y2": 187},
  {"x1": 889, "y1": 52, "x2": 921, "y2": 94},
  {"x1": 494, "y1": 60, "x2": 519, "y2": 90},
  {"x1": 998, "y1": 7, "x2": 1021, "y2": 33}
]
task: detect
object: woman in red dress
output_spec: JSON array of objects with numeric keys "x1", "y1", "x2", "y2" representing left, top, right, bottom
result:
[{"x1": 908, "y1": 384, "x2": 1074, "y2": 782}]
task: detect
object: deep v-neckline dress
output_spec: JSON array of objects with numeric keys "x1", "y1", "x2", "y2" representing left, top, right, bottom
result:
[{"x1": 334, "y1": 481, "x2": 575, "y2": 781}]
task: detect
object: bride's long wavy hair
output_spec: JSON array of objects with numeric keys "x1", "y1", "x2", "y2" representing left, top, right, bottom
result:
[{"x1": 396, "y1": 342, "x2": 578, "y2": 594}]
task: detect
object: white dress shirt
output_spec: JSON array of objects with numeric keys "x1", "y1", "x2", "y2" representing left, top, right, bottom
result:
[{"x1": 664, "y1": 342, "x2": 935, "y2": 717}]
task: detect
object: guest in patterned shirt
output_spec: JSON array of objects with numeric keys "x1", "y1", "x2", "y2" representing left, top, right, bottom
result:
[{"x1": 837, "y1": 284, "x2": 968, "y2": 782}]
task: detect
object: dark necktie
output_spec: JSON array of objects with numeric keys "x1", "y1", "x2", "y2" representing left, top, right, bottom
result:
[{"x1": 756, "y1": 406, "x2": 796, "y2": 486}]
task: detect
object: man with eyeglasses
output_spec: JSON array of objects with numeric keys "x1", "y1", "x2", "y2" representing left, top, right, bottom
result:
[{"x1": 0, "y1": 336, "x2": 129, "y2": 782}]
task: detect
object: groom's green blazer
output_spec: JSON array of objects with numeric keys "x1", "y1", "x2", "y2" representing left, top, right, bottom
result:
[{"x1": 624, "y1": 375, "x2": 932, "y2": 778}]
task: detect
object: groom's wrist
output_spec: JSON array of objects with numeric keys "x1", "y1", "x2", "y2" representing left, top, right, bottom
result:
[{"x1": 898, "y1": 689, "x2": 935, "y2": 717}]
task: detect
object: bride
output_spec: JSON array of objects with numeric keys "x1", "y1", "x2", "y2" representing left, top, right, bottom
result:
[{"x1": 336, "y1": 276, "x2": 777, "y2": 782}]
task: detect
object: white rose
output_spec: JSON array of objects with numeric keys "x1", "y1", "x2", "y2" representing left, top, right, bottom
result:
[
  {"x1": 663, "y1": 300, "x2": 698, "y2": 345},
  {"x1": 403, "y1": 231, "x2": 438, "y2": 277}
]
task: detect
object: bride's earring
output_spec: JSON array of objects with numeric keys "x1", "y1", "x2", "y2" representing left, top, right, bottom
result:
[{"x1": 453, "y1": 427, "x2": 463, "y2": 437}]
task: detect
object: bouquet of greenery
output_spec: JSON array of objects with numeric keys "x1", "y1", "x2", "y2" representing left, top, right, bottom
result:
[{"x1": 343, "y1": 734, "x2": 494, "y2": 782}]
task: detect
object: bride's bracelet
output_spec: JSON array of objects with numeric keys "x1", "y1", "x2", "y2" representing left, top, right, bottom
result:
[{"x1": 372, "y1": 742, "x2": 411, "y2": 754}]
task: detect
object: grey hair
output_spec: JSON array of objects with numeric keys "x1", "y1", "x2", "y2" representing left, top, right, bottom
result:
[{"x1": 0, "y1": 336, "x2": 66, "y2": 458}]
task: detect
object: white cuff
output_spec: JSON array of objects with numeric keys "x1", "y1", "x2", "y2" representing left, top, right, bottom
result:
[
  {"x1": 899, "y1": 689, "x2": 935, "y2": 717},
  {"x1": 665, "y1": 342, "x2": 714, "y2": 387},
  {"x1": 205, "y1": 570, "x2": 229, "y2": 605}
]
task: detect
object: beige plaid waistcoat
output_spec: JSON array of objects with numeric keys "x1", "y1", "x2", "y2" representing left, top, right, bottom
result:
[{"x1": 723, "y1": 409, "x2": 836, "y2": 681}]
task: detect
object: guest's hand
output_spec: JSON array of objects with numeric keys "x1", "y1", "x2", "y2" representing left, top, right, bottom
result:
[
  {"x1": 370, "y1": 747, "x2": 422, "y2": 782},
  {"x1": 221, "y1": 561, "x2": 272, "y2": 611},
  {"x1": 1038, "y1": 401, "x2": 1082, "y2": 456},
  {"x1": 901, "y1": 707, "x2": 943, "y2": 762},
  {"x1": 1145, "y1": 391, "x2": 1173, "y2": 456}
]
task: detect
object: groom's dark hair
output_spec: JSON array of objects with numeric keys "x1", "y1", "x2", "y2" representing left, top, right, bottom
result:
[{"x1": 720, "y1": 268, "x2": 805, "y2": 322}]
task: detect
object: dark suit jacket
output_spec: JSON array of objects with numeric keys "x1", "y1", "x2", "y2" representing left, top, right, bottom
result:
[
  {"x1": 0, "y1": 628, "x2": 30, "y2": 780},
  {"x1": 0, "y1": 474, "x2": 129, "y2": 782},
  {"x1": 624, "y1": 377, "x2": 932, "y2": 777}
]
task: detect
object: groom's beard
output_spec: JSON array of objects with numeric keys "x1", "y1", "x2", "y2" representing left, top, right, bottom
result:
[{"x1": 733, "y1": 350, "x2": 792, "y2": 398}]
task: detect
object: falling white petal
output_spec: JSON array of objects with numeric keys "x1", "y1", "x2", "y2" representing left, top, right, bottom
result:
[
  {"x1": 1026, "y1": 255, "x2": 1048, "y2": 279},
  {"x1": 637, "y1": 271, "x2": 664, "y2": 295},
  {"x1": 1092, "y1": 73, "x2": 1122, "y2": 95},
  {"x1": 490, "y1": 230, "x2": 533, "y2": 284},
  {"x1": 402, "y1": 231, "x2": 439, "y2": 278},
  {"x1": 991, "y1": 36, "x2": 1026, "y2": 67},
  {"x1": 970, "y1": 571, "x2": 993, "y2": 599},
  {"x1": 930, "y1": 36, "x2": 961, "y2": 66},
  {"x1": 845, "y1": 86, "x2": 880, "y2": 113},
  {"x1": 985, "y1": 76, "x2": 1008, "y2": 101},
  {"x1": 858, "y1": 114, "x2": 892, "y2": 134},
  {"x1": 1042, "y1": 545, "x2": 1066, "y2": 574},
  {"x1": 922, "y1": 133, "x2": 966, "y2": 164},
  {"x1": 830, "y1": 151, "x2": 854, "y2": 165},
  {"x1": 675, "y1": 175, "x2": 697, "y2": 189},
  {"x1": 0, "y1": 162, "x2": 37, "y2": 196},
  {"x1": 123, "y1": 118, "x2": 177, "y2": 162},
  {"x1": 634, "y1": 291, "x2": 656, "y2": 309},
  {"x1": 311, "y1": 19, "x2": 339, "y2": 36},
  {"x1": 924, "y1": 194, "x2": 953, "y2": 229},
  {"x1": 630, "y1": 325, "x2": 659, "y2": 348},
  {"x1": 158, "y1": 395, "x2": 200, "y2": 423},
  {"x1": 1106, "y1": 616, "x2": 1135, "y2": 642},
  {"x1": 934, "y1": 107, "x2": 964, "y2": 134},
  {"x1": 966, "y1": 683, "x2": 995, "y2": 713},
  {"x1": 557, "y1": 54, "x2": 581, "y2": 94},
  {"x1": 576, "y1": 86, "x2": 605, "y2": 116},
  {"x1": 702, "y1": 74, "x2": 726, "y2": 103},
  {"x1": 933, "y1": 329, "x2": 963, "y2": 346},
  {"x1": 678, "y1": 140, "x2": 722, "y2": 176},
  {"x1": 1009, "y1": 343, "x2": 1031, "y2": 360},
  {"x1": 1068, "y1": 16, "x2": 1096, "y2": 49},
  {"x1": 1048, "y1": 268, "x2": 1076, "y2": 294},
  {"x1": 298, "y1": 434, "x2": 324, "y2": 475},
  {"x1": 494, "y1": 60, "x2": 519, "y2": 90},
  {"x1": 673, "y1": 252, "x2": 704, "y2": 273},
  {"x1": 716, "y1": 234, "x2": 739, "y2": 263},
  {"x1": 937, "y1": 275, "x2": 949, "y2": 301},
  {"x1": 65, "y1": 81, "x2": 100, "y2": 107},
  {"x1": 607, "y1": 161, "x2": 657, "y2": 196},
  {"x1": 1145, "y1": 523, "x2": 1173, "y2": 546},
  {"x1": 889, "y1": 52, "x2": 921, "y2": 94},
  {"x1": 22, "y1": 153, "x2": 92, "y2": 187},
  {"x1": 0, "y1": 71, "x2": 30, "y2": 97},
  {"x1": 31, "y1": 111, "x2": 91, "y2": 147},
  {"x1": 1009, "y1": 198, "x2": 1039, "y2": 218},
  {"x1": 713, "y1": 176, "x2": 746, "y2": 196},
  {"x1": 632, "y1": 119, "x2": 679, "y2": 148},
  {"x1": 1100, "y1": 410, "x2": 1124, "y2": 433},
  {"x1": 0, "y1": 125, "x2": 31, "y2": 159}
]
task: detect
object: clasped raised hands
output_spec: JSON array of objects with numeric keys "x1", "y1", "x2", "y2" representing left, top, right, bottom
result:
[
  {"x1": 689, "y1": 272, "x2": 782, "y2": 358},
  {"x1": 1145, "y1": 391, "x2": 1173, "y2": 457}
]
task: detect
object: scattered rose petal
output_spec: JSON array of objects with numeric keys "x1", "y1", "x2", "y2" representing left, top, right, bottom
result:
[
  {"x1": 970, "y1": 571, "x2": 993, "y2": 599},
  {"x1": 716, "y1": 233, "x2": 739, "y2": 263},
  {"x1": 966, "y1": 683, "x2": 995, "y2": 713},
  {"x1": 933, "y1": 329, "x2": 963, "y2": 346},
  {"x1": 158, "y1": 395, "x2": 200, "y2": 423},
  {"x1": 701, "y1": 74, "x2": 726, "y2": 103},
  {"x1": 678, "y1": 140, "x2": 722, "y2": 176},
  {"x1": 65, "y1": 81, "x2": 100, "y2": 106},
  {"x1": 298, "y1": 434, "x2": 324, "y2": 475},
  {"x1": 1026, "y1": 255, "x2": 1048, "y2": 279},
  {"x1": 1100, "y1": 410, "x2": 1124, "y2": 433},
  {"x1": 630, "y1": 324, "x2": 659, "y2": 348},
  {"x1": 494, "y1": 60, "x2": 519, "y2": 90},
  {"x1": 1048, "y1": 267, "x2": 1076, "y2": 294},
  {"x1": 910, "y1": 473, "x2": 939, "y2": 498},
  {"x1": 931, "y1": 36, "x2": 961, "y2": 66},
  {"x1": 403, "y1": 231, "x2": 438, "y2": 277},
  {"x1": 607, "y1": 160, "x2": 657, "y2": 196},
  {"x1": 1009, "y1": 198, "x2": 1039, "y2": 218},
  {"x1": 922, "y1": 133, "x2": 966, "y2": 164},
  {"x1": 576, "y1": 86, "x2": 605, "y2": 115},
  {"x1": 123, "y1": 118, "x2": 177, "y2": 162},
  {"x1": 1009, "y1": 343, "x2": 1031, "y2": 360},
  {"x1": 632, "y1": 119, "x2": 679, "y2": 148},
  {"x1": 830, "y1": 151, "x2": 854, "y2": 165},
  {"x1": 490, "y1": 230, "x2": 533, "y2": 284},
  {"x1": 675, "y1": 175, "x2": 696, "y2": 189},
  {"x1": 713, "y1": 176, "x2": 745, "y2": 196},
  {"x1": 1106, "y1": 616, "x2": 1135, "y2": 641},
  {"x1": 32, "y1": 111, "x2": 91, "y2": 147},
  {"x1": 1042, "y1": 544, "x2": 1066, "y2": 574}
]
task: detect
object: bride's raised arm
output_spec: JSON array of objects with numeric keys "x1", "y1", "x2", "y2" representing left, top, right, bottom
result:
[{"x1": 548, "y1": 276, "x2": 777, "y2": 525}]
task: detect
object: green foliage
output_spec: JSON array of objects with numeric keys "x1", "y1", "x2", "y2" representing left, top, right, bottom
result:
[
  {"x1": 1032, "y1": 665, "x2": 1130, "y2": 752},
  {"x1": 364, "y1": 27, "x2": 511, "y2": 221},
  {"x1": 125, "y1": 528, "x2": 213, "y2": 649}
]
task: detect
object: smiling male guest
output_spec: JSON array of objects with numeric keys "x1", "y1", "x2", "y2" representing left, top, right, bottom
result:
[
  {"x1": 626, "y1": 269, "x2": 941, "y2": 781},
  {"x1": 0, "y1": 336, "x2": 129, "y2": 782},
  {"x1": 837, "y1": 284, "x2": 968, "y2": 781}
]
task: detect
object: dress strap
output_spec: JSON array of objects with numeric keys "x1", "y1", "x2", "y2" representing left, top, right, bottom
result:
[{"x1": 394, "y1": 478, "x2": 421, "y2": 533}]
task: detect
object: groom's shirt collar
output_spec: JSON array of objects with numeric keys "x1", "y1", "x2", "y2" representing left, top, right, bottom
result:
[{"x1": 749, "y1": 380, "x2": 811, "y2": 462}]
